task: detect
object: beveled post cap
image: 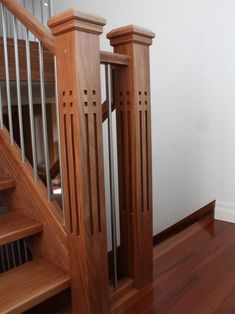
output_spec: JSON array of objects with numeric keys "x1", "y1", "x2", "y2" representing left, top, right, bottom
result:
[
  {"x1": 48, "y1": 9, "x2": 106, "y2": 36},
  {"x1": 107, "y1": 24, "x2": 155, "y2": 46}
]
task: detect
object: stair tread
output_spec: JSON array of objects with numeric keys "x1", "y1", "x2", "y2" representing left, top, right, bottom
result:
[
  {"x1": 0, "y1": 175, "x2": 15, "y2": 192},
  {"x1": 0, "y1": 212, "x2": 43, "y2": 245},
  {"x1": 0, "y1": 258, "x2": 70, "y2": 314}
]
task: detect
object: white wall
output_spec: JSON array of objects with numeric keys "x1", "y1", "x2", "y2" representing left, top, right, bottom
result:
[{"x1": 53, "y1": 0, "x2": 235, "y2": 234}]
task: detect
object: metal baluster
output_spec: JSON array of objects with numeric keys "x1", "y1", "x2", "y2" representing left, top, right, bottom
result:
[
  {"x1": 23, "y1": 240, "x2": 29, "y2": 262},
  {"x1": 11, "y1": 243, "x2": 16, "y2": 267},
  {"x1": 6, "y1": 10, "x2": 11, "y2": 38},
  {"x1": 31, "y1": 0, "x2": 36, "y2": 41},
  {"x1": 1, "y1": 5, "x2": 14, "y2": 144},
  {"x1": 49, "y1": 0, "x2": 53, "y2": 18},
  {"x1": 39, "y1": 42, "x2": 52, "y2": 201},
  {"x1": 17, "y1": 240, "x2": 22, "y2": 265},
  {"x1": 54, "y1": 57, "x2": 65, "y2": 222},
  {"x1": 25, "y1": 28, "x2": 38, "y2": 180},
  {"x1": 5, "y1": 244, "x2": 10, "y2": 270},
  {"x1": 0, "y1": 84, "x2": 3, "y2": 129},
  {"x1": 13, "y1": 16, "x2": 25, "y2": 161},
  {"x1": 105, "y1": 64, "x2": 118, "y2": 288},
  {"x1": 40, "y1": 0, "x2": 44, "y2": 24},
  {"x1": 0, "y1": 246, "x2": 5, "y2": 272}
]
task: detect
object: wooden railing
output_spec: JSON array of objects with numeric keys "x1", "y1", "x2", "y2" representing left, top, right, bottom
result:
[
  {"x1": 0, "y1": 0, "x2": 55, "y2": 53},
  {"x1": 0, "y1": 1, "x2": 155, "y2": 313}
]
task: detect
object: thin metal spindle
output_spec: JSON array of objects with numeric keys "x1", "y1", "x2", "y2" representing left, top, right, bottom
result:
[
  {"x1": 31, "y1": 0, "x2": 36, "y2": 41},
  {"x1": 54, "y1": 57, "x2": 65, "y2": 221},
  {"x1": 5, "y1": 244, "x2": 10, "y2": 270},
  {"x1": 49, "y1": 0, "x2": 53, "y2": 18},
  {"x1": 0, "y1": 246, "x2": 5, "y2": 272},
  {"x1": 25, "y1": 28, "x2": 38, "y2": 180},
  {"x1": 23, "y1": 240, "x2": 29, "y2": 262},
  {"x1": 105, "y1": 64, "x2": 118, "y2": 288},
  {"x1": 11, "y1": 243, "x2": 16, "y2": 267},
  {"x1": 40, "y1": 0, "x2": 44, "y2": 24},
  {"x1": 39, "y1": 42, "x2": 52, "y2": 201},
  {"x1": 17, "y1": 240, "x2": 22, "y2": 265},
  {"x1": 0, "y1": 84, "x2": 3, "y2": 129},
  {"x1": 1, "y1": 5, "x2": 14, "y2": 144},
  {"x1": 13, "y1": 16, "x2": 25, "y2": 161}
]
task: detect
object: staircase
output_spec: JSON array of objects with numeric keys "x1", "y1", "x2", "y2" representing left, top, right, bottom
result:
[
  {"x1": 0, "y1": 0, "x2": 155, "y2": 313},
  {"x1": 0, "y1": 175, "x2": 70, "y2": 313}
]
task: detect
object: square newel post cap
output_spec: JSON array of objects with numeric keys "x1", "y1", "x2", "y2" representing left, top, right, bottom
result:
[
  {"x1": 107, "y1": 24, "x2": 155, "y2": 46},
  {"x1": 48, "y1": 9, "x2": 106, "y2": 36}
]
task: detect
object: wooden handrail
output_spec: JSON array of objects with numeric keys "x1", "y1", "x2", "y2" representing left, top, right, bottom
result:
[
  {"x1": 100, "y1": 51, "x2": 129, "y2": 66},
  {"x1": 0, "y1": 0, "x2": 55, "y2": 54}
]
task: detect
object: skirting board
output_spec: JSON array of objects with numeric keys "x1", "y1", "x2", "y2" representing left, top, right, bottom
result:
[
  {"x1": 215, "y1": 202, "x2": 235, "y2": 223},
  {"x1": 153, "y1": 200, "x2": 216, "y2": 245}
]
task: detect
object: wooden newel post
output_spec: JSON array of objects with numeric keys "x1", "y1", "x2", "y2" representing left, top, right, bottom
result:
[
  {"x1": 107, "y1": 25, "x2": 155, "y2": 289},
  {"x1": 48, "y1": 10, "x2": 109, "y2": 314}
]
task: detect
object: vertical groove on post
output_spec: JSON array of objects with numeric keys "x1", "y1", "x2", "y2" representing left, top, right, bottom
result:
[
  {"x1": 105, "y1": 64, "x2": 118, "y2": 289},
  {"x1": 1, "y1": 4, "x2": 14, "y2": 144},
  {"x1": 25, "y1": 28, "x2": 38, "y2": 180},
  {"x1": 54, "y1": 56, "x2": 65, "y2": 222},
  {"x1": 39, "y1": 42, "x2": 52, "y2": 201},
  {"x1": 13, "y1": 16, "x2": 25, "y2": 161}
]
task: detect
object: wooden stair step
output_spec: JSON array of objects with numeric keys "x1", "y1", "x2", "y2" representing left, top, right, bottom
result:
[
  {"x1": 0, "y1": 258, "x2": 70, "y2": 314},
  {"x1": 0, "y1": 212, "x2": 43, "y2": 245},
  {"x1": 0, "y1": 175, "x2": 15, "y2": 192}
]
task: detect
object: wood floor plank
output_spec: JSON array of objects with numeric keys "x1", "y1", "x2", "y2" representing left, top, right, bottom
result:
[
  {"x1": 122, "y1": 217, "x2": 235, "y2": 313},
  {"x1": 0, "y1": 258, "x2": 70, "y2": 314}
]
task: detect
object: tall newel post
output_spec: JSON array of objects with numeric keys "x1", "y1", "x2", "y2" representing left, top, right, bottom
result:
[
  {"x1": 107, "y1": 26, "x2": 155, "y2": 288},
  {"x1": 48, "y1": 10, "x2": 109, "y2": 313}
]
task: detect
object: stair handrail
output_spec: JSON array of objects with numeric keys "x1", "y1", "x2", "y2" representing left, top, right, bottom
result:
[{"x1": 0, "y1": 0, "x2": 55, "y2": 53}]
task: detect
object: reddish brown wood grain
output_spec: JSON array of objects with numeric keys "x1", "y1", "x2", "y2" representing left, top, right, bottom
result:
[
  {"x1": 0, "y1": 127, "x2": 69, "y2": 270},
  {"x1": 120, "y1": 216, "x2": 235, "y2": 313},
  {"x1": 0, "y1": 0, "x2": 55, "y2": 53},
  {"x1": 0, "y1": 38, "x2": 54, "y2": 82},
  {"x1": 107, "y1": 25, "x2": 155, "y2": 289},
  {"x1": 49, "y1": 9, "x2": 109, "y2": 314},
  {"x1": 0, "y1": 258, "x2": 70, "y2": 313}
]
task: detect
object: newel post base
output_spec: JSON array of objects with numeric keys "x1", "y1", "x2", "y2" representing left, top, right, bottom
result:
[
  {"x1": 48, "y1": 10, "x2": 109, "y2": 314},
  {"x1": 107, "y1": 25, "x2": 155, "y2": 289}
]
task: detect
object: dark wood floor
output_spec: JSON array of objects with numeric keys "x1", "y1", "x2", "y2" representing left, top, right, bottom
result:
[{"x1": 123, "y1": 216, "x2": 235, "y2": 313}]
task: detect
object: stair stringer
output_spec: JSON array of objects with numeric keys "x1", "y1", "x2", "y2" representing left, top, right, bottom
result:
[{"x1": 0, "y1": 128, "x2": 69, "y2": 271}]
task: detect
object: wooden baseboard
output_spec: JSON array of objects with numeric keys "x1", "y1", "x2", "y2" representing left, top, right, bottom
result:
[{"x1": 153, "y1": 200, "x2": 216, "y2": 246}]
